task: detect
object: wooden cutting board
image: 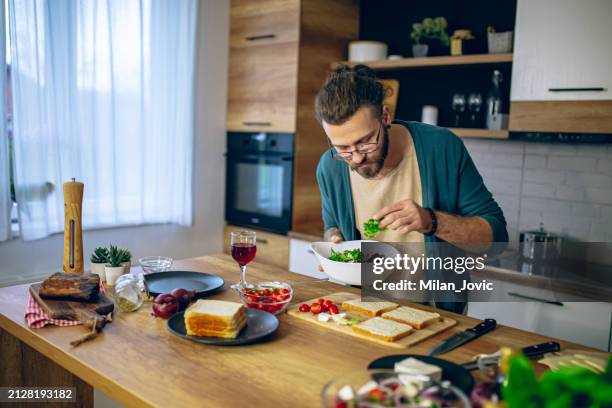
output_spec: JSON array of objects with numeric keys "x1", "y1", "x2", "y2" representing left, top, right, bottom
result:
[
  {"x1": 29, "y1": 283, "x2": 114, "y2": 324},
  {"x1": 287, "y1": 292, "x2": 456, "y2": 349}
]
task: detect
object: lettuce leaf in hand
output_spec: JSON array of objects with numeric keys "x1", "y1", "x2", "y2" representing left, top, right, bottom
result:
[{"x1": 363, "y1": 218, "x2": 387, "y2": 239}]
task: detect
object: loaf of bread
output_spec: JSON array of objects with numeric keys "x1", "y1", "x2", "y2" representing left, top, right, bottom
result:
[
  {"x1": 184, "y1": 299, "x2": 247, "y2": 338},
  {"x1": 381, "y1": 306, "x2": 441, "y2": 329},
  {"x1": 352, "y1": 317, "x2": 413, "y2": 342},
  {"x1": 39, "y1": 273, "x2": 100, "y2": 301},
  {"x1": 341, "y1": 299, "x2": 398, "y2": 317}
]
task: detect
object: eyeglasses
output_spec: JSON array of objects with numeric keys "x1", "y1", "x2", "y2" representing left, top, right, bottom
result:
[{"x1": 328, "y1": 123, "x2": 383, "y2": 162}]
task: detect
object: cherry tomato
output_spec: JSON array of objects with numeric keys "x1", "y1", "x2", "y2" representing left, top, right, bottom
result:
[
  {"x1": 318, "y1": 298, "x2": 325, "y2": 304},
  {"x1": 324, "y1": 299, "x2": 334, "y2": 307},
  {"x1": 329, "y1": 304, "x2": 340, "y2": 314},
  {"x1": 298, "y1": 304, "x2": 310, "y2": 312},
  {"x1": 367, "y1": 388, "x2": 386, "y2": 401},
  {"x1": 273, "y1": 288, "x2": 280, "y2": 294},
  {"x1": 320, "y1": 304, "x2": 329, "y2": 313},
  {"x1": 264, "y1": 289, "x2": 272, "y2": 296},
  {"x1": 334, "y1": 403, "x2": 347, "y2": 408},
  {"x1": 310, "y1": 303, "x2": 322, "y2": 315},
  {"x1": 281, "y1": 288, "x2": 290, "y2": 295}
]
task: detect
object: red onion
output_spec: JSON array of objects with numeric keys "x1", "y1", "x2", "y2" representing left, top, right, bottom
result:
[
  {"x1": 151, "y1": 293, "x2": 179, "y2": 319},
  {"x1": 170, "y1": 288, "x2": 196, "y2": 310}
]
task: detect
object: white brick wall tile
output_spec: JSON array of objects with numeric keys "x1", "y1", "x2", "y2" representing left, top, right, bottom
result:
[
  {"x1": 487, "y1": 179, "x2": 521, "y2": 195},
  {"x1": 547, "y1": 144, "x2": 578, "y2": 156},
  {"x1": 491, "y1": 168, "x2": 523, "y2": 181},
  {"x1": 495, "y1": 193, "x2": 521, "y2": 210},
  {"x1": 489, "y1": 140, "x2": 525, "y2": 154},
  {"x1": 596, "y1": 158, "x2": 612, "y2": 175},
  {"x1": 548, "y1": 156, "x2": 596, "y2": 172},
  {"x1": 590, "y1": 223, "x2": 612, "y2": 242},
  {"x1": 585, "y1": 188, "x2": 612, "y2": 205},
  {"x1": 556, "y1": 185, "x2": 586, "y2": 201},
  {"x1": 577, "y1": 145, "x2": 608, "y2": 158},
  {"x1": 600, "y1": 205, "x2": 612, "y2": 220},
  {"x1": 571, "y1": 203, "x2": 601, "y2": 218},
  {"x1": 524, "y1": 154, "x2": 547, "y2": 169},
  {"x1": 565, "y1": 172, "x2": 612, "y2": 188},
  {"x1": 522, "y1": 182, "x2": 556, "y2": 198},
  {"x1": 477, "y1": 152, "x2": 525, "y2": 169},
  {"x1": 462, "y1": 139, "x2": 490, "y2": 153},
  {"x1": 523, "y1": 169, "x2": 564, "y2": 184},
  {"x1": 521, "y1": 197, "x2": 572, "y2": 215}
]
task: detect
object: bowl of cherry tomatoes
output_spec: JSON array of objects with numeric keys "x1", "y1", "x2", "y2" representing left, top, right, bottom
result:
[{"x1": 238, "y1": 281, "x2": 293, "y2": 315}]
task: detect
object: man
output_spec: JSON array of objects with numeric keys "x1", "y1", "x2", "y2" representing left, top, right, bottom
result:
[{"x1": 314, "y1": 65, "x2": 508, "y2": 312}]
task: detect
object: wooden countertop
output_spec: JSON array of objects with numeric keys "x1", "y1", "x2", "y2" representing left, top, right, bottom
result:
[{"x1": 0, "y1": 254, "x2": 596, "y2": 408}]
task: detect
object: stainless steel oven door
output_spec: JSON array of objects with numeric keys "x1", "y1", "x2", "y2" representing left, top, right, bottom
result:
[{"x1": 225, "y1": 152, "x2": 293, "y2": 234}]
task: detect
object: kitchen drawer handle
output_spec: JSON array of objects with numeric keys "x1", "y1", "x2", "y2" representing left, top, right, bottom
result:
[
  {"x1": 258, "y1": 238, "x2": 269, "y2": 244},
  {"x1": 243, "y1": 121, "x2": 272, "y2": 127},
  {"x1": 507, "y1": 292, "x2": 564, "y2": 306},
  {"x1": 245, "y1": 34, "x2": 276, "y2": 41},
  {"x1": 548, "y1": 87, "x2": 606, "y2": 92}
]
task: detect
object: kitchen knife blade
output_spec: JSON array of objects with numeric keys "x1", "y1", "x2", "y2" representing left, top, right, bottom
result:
[
  {"x1": 461, "y1": 341, "x2": 561, "y2": 371},
  {"x1": 427, "y1": 318, "x2": 496, "y2": 356}
]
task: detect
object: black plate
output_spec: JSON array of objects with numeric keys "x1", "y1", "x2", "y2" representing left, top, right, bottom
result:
[
  {"x1": 144, "y1": 271, "x2": 224, "y2": 297},
  {"x1": 368, "y1": 354, "x2": 475, "y2": 394},
  {"x1": 167, "y1": 309, "x2": 279, "y2": 346}
]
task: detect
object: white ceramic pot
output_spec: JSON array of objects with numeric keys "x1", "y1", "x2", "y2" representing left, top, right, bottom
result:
[
  {"x1": 121, "y1": 261, "x2": 132, "y2": 275},
  {"x1": 105, "y1": 266, "x2": 125, "y2": 286},
  {"x1": 348, "y1": 41, "x2": 387, "y2": 62},
  {"x1": 91, "y1": 263, "x2": 107, "y2": 282}
]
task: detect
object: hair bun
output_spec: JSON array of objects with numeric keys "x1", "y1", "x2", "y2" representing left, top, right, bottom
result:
[{"x1": 352, "y1": 64, "x2": 376, "y2": 79}]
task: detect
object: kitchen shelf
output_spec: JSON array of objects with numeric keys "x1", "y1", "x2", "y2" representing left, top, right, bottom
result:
[
  {"x1": 447, "y1": 127, "x2": 510, "y2": 139},
  {"x1": 332, "y1": 53, "x2": 513, "y2": 71}
]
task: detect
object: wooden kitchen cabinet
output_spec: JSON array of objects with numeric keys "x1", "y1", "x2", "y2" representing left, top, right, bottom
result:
[
  {"x1": 510, "y1": 0, "x2": 612, "y2": 133},
  {"x1": 224, "y1": 224, "x2": 289, "y2": 269},
  {"x1": 226, "y1": 0, "x2": 359, "y2": 236}
]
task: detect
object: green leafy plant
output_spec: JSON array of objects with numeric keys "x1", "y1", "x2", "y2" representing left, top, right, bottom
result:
[
  {"x1": 410, "y1": 17, "x2": 450, "y2": 47},
  {"x1": 90, "y1": 247, "x2": 109, "y2": 264},
  {"x1": 503, "y1": 354, "x2": 612, "y2": 408},
  {"x1": 363, "y1": 219, "x2": 387, "y2": 239},
  {"x1": 329, "y1": 248, "x2": 362, "y2": 263},
  {"x1": 118, "y1": 248, "x2": 132, "y2": 263},
  {"x1": 107, "y1": 245, "x2": 123, "y2": 267}
]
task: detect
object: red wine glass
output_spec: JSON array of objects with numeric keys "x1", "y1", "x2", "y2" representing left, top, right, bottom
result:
[{"x1": 230, "y1": 230, "x2": 256, "y2": 290}]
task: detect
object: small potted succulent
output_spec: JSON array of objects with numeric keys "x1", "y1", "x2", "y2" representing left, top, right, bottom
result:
[
  {"x1": 119, "y1": 248, "x2": 132, "y2": 274},
  {"x1": 90, "y1": 247, "x2": 109, "y2": 282},
  {"x1": 410, "y1": 17, "x2": 450, "y2": 57},
  {"x1": 105, "y1": 245, "x2": 125, "y2": 286}
]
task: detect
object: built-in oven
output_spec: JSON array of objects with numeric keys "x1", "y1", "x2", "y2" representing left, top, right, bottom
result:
[{"x1": 225, "y1": 132, "x2": 294, "y2": 234}]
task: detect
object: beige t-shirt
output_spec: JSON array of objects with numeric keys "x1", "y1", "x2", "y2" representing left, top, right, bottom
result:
[{"x1": 349, "y1": 133, "x2": 424, "y2": 243}]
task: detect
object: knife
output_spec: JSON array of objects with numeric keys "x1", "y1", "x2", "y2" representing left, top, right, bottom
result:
[
  {"x1": 427, "y1": 318, "x2": 497, "y2": 356},
  {"x1": 461, "y1": 341, "x2": 561, "y2": 371}
]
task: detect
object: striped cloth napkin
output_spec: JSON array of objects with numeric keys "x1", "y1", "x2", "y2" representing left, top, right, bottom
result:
[{"x1": 25, "y1": 283, "x2": 107, "y2": 329}]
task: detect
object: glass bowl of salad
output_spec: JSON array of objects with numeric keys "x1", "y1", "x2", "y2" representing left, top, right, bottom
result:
[
  {"x1": 321, "y1": 369, "x2": 471, "y2": 408},
  {"x1": 238, "y1": 281, "x2": 293, "y2": 315}
]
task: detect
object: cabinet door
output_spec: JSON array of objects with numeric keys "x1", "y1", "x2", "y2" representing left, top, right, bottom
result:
[
  {"x1": 230, "y1": 0, "x2": 299, "y2": 48},
  {"x1": 227, "y1": 41, "x2": 298, "y2": 132},
  {"x1": 511, "y1": 0, "x2": 612, "y2": 101},
  {"x1": 224, "y1": 225, "x2": 289, "y2": 269}
]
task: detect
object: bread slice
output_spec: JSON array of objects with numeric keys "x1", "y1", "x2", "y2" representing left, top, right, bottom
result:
[
  {"x1": 352, "y1": 317, "x2": 413, "y2": 342},
  {"x1": 394, "y1": 357, "x2": 442, "y2": 380},
  {"x1": 341, "y1": 299, "x2": 398, "y2": 317},
  {"x1": 184, "y1": 299, "x2": 247, "y2": 338},
  {"x1": 381, "y1": 306, "x2": 441, "y2": 329}
]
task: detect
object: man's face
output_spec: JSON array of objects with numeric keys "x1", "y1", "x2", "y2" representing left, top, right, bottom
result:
[{"x1": 322, "y1": 106, "x2": 389, "y2": 179}]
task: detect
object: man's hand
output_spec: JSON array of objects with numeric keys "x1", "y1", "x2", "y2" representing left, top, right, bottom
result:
[
  {"x1": 319, "y1": 227, "x2": 344, "y2": 271},
  {"x1": 373, "y1": 199, "x2": 432, "y2": 234}
]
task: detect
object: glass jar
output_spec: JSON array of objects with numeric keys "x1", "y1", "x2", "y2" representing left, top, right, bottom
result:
[{"x1": 113, "y1": 274, "x2": 144, "y2": 312}]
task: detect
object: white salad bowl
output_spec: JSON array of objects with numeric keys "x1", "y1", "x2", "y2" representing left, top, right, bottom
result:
[{"x1": 310, "y1": 240, "x2": 399, "y2": 286}]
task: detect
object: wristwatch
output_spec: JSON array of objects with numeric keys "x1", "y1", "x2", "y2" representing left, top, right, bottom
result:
[{"x1": 424, "y1": 207, "x2": 437, "y2": 236}]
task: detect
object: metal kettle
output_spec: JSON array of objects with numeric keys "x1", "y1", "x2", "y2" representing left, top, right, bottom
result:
[{"x1": 519, "y1": 223, "x2": 563, "y2": 262}]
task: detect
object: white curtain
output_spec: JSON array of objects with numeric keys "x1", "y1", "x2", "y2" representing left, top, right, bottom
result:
[
  {"x1": 9, "y1": 0, "x2": 197, "y2": 241},
  {"x1": 0, "y1": 0, "x2": 9, "y2": 242}
]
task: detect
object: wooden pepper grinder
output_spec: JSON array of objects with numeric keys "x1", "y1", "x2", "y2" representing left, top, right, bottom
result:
[{"x1": 63, "y1": 178, "x2": 84, "y2": 274}]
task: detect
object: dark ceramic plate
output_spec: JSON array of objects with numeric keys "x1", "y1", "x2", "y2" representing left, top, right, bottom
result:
[
  {"x1": 144, "y1": 271, "x2": 224, "y2": 297},
  {"x1": 167, "y1": 309, "x2": 279, "y2": 346},
  {"x1": 368, "y1": 354, "x2": 475, "y2": 394}
]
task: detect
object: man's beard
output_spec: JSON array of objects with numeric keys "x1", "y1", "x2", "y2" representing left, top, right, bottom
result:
[{"x1": 349, "y1": 126, "x2": 389, "y2": 179}]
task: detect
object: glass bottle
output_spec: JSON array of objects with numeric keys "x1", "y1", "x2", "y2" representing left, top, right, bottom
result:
[{"x1": 486, "y1": 70, "x2": 503, "y2": 129}]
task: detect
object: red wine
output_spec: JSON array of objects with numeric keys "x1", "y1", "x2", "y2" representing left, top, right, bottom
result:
[{"x1": 231, "y1": 243, "x2": 256, "y2": 265}]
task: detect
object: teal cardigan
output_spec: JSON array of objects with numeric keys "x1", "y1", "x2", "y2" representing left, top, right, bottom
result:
[{"x1": 315, "y1": 120, "x2": 508, "y2": 243}]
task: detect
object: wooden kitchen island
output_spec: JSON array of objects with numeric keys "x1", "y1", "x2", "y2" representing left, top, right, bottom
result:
[{"x1": 0, "y1": 254, "x2": 599, "y2": 408}]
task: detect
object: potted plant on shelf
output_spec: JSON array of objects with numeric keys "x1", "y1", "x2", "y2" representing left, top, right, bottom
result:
[
  {"x1": 105, "y1": 245, "x2": 125, "y2": 286},
  {"x1": 410, "y1": 17, "x2": 450, "y2": 57},
  {"x1": 90, "y1": 247, "x2": 109, "y2": 282},
  {"x1": 119, "y1": 248, "x2": 132, "y2": 274}
]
